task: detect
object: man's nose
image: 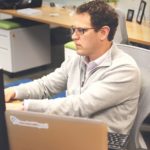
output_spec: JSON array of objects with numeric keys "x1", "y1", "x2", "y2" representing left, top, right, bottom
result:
[{"x1": 71, "y1": 32, "x2": 80, "y2": 40}]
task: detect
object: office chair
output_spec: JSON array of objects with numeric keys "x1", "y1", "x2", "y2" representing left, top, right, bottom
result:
[
  {"x1": 114, "y1": 9, "x2": 128, "y2": 44},
  {"x1": 117, "y1": 44, "x2": 150, "y2": 150}
]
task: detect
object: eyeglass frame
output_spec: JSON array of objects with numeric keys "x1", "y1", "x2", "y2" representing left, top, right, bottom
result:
[{"x1": 70, "y1": 26, "x2": 96, "y2": 35}]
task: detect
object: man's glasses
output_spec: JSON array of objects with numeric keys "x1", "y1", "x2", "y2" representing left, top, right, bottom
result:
[{"x1": 70, "y1": 26, "x2": 95, "y2": 35}]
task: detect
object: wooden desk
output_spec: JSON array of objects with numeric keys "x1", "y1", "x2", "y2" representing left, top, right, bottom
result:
[
  {"x1": 0, "y1": 5, "x2": 150, "y2": 46},
  {"x1": 126, "y1": 21, "x2": 150, "y2": 46},
  {"x1": 0, "y1": 5, "x2": 74, "y2": 28},
  {"x1": 6, "y1": 100, "x2": 22, "y2": 110}
]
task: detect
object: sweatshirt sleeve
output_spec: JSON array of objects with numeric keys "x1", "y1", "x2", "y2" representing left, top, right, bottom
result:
[{"x1": 14, "y1": 58, "x2": 72, "y2": 100}]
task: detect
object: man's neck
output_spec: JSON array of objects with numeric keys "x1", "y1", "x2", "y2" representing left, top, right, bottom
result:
[{"x1": 89, "y1": 41, "x2": 112, "y2": 61}]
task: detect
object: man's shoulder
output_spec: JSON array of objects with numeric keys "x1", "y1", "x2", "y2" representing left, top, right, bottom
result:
[{"x1": 111, "y1": 44, "x2": 139, "y2": 70}]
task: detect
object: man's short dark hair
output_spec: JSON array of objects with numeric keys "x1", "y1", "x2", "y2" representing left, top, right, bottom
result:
[{"x1": 76, "y1": 0, "x2": 118, "y2": 41}]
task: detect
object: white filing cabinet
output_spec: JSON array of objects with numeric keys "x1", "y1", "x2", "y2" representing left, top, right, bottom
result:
[{"x1": 0, "y1": 23, "x2": 51, "y2": 73}]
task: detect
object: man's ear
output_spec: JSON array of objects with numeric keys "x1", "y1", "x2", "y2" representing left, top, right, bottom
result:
[{"x1": 98, "y1": 26, "x2": 110, "y2": 41}]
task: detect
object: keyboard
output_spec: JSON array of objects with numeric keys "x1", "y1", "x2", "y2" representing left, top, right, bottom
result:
[{"x1": 108, "y1": 132, "x2": 129, "y2": 150}]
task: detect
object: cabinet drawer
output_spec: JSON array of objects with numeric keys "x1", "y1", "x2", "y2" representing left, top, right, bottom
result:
[
  {"x1": 0, "y1": 47, "x2": 11, "y2": 71},
  {"x1": 0, "y1": 30, "x2": 11, "y2": 50}
]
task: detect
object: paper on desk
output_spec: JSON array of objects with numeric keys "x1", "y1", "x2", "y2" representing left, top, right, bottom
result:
[
  {"x1": 49, "y1": 12, "x2": 60, "y2": 17},
  {"x1": 17, "y1": 8, "x2": 41, "y2": 15},
  {"x1": 6, "y1": 100, "x2": 22, "y2": 110}
]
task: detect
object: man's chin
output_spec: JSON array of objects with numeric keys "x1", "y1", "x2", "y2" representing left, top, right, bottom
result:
[{"x1": 76, "y1": 50, "x2": 85, "y2": 56}]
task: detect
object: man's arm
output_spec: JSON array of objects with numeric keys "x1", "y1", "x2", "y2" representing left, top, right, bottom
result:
[{"x1": 4, "y1": 57, "x2": 73, "y2": 101}]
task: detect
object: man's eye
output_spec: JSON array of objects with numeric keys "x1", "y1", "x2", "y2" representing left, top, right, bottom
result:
[
  {"x1": 78, "y1": 28, "x2": 84, "y2": 32},
  {"x1": 78, "y1": 28, "x2": 86, "y2": 34}
]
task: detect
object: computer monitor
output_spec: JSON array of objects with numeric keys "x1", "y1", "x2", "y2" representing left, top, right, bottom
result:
[
  {"x1": 14, "y1": 0, "x2": 43, "y2": 9},
  {"x1": 0, "y1": 69, "x2": 6, "y2": 112},
  {"x1": 0, "y1": 69, "x2": 9, "y2": 150}
]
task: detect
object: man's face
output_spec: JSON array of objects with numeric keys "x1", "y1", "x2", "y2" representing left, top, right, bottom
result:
[{"x1": 71, "y1": 13, "x2": 102, "y2": 60}]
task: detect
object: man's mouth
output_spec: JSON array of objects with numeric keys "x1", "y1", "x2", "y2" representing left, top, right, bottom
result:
[{"x1": 75, "y1": 43, "x2": 81, "y2": 48}]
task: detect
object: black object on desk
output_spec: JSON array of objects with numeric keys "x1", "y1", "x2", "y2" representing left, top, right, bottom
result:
[{"x1": 50, "y1": 2, "x2": 55, "y2": 7}]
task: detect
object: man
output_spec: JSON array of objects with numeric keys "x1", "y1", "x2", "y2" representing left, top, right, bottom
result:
[{"x1": 5, "y1": 0, "x2": 141, "y2": 134}]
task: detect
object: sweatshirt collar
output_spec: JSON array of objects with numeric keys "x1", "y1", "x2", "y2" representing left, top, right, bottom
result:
[{"x1": 82, "y1": 43, "x2": 116, "y2": 70}]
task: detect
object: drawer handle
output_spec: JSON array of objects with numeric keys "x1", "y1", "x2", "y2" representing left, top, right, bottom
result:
[
  {"x1": 0, "y1": 34, "x2": 8, "y2": 38},
  {"x1": 0, "y1": 47, "x2": 8, "y2": 51}
]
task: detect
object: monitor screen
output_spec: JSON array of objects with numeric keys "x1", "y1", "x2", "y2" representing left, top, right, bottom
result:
[
  {"x1": 0, "y1": 69, "x2": 9, "y2": 150},
  {"x1": 0, "y1": 69, "x2": 5, "y2": 112}
]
